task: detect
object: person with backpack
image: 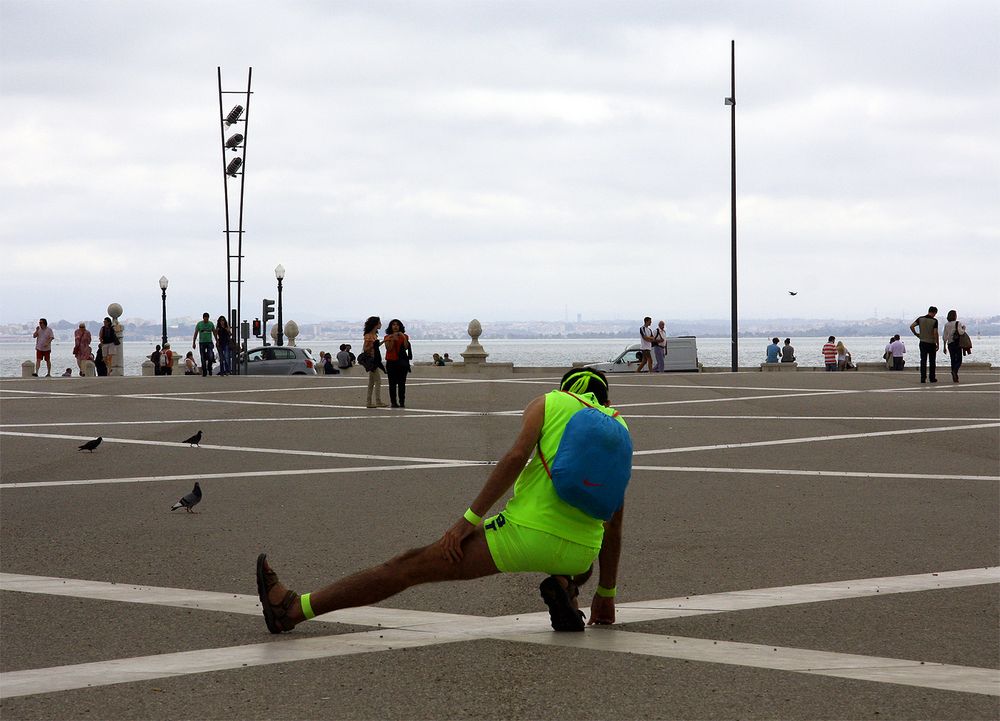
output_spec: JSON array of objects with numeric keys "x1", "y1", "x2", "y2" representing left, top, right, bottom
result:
[{"x1": 256, "y1": 368, "x2": 632, "y2": 634}]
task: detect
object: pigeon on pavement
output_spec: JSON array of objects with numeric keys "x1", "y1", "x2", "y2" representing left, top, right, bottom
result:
[
  {"x1": 78, "y1": 437, "x2": 103, "y2": 453},
  {"x1": 182, "y1": 430, "x2": 203, "y2": 447},
  {"x1": 170, "y1": 482, "x2": 202, "y2": 513}
]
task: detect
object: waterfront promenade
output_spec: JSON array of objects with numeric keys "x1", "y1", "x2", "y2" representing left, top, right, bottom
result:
[{"x1": 1, "y1": 369, "x2": 998, "y2": 719}]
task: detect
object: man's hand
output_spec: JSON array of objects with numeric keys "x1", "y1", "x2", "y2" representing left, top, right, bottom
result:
[
  {"x1": 437, "y1": 517, "x2": 475, "y2": 563},
  {"x1": 588, "y1": 595, "x2": 615, "y2": 625}
]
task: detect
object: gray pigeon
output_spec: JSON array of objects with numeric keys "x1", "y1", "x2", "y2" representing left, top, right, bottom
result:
[
  {"x1": 171, "y1": 482, "x2": 202, "y2": 513},
  {"x1": 182, "y1": 430, "x2": 203, "y2": 447},
  {"x1": 78, "y1": 436, "x2": 103, "y2": 452}
]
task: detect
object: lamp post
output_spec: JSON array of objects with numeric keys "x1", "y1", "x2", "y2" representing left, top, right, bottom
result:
[
  {"x1": 724, "y1": 40, "x2": 738, "y2": 373},
  {"x1": 158, "y1": 276, "x2": 169, "y2": 348},
  {"x1": 275, "y1": 264, "x2": 285, "y2": 346}
]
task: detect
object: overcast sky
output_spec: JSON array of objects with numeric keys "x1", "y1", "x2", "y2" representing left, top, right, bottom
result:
[{"x1": 1, "y1": 0, "x2": 997, "y2": 326}]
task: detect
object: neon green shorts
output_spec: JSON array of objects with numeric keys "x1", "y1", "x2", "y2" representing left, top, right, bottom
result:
[{"x1": 483, "y1": 513, "x2": 600, "y2": 575}]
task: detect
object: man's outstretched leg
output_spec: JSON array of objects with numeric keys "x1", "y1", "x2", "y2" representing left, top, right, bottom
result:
[{"x1": 257, "y1": 527, "x2": 499, "y2": 634}]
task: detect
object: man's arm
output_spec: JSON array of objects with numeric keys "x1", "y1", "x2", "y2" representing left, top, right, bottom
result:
[
  {"x1": 192, "y1": 326, "x2": 198, "y2": 348},
  {"x1": 437, "y1": 395, "x2": 545, "y2": 562},
  {"x1": 588, "y1": 505, "x2": 624, "y2": 625},
  {"x1": 909, "y1": 318, "x2": 920, "y2": 336}
]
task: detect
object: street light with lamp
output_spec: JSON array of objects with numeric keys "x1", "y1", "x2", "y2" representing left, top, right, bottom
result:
[
  {"x1": 275, "y1": 264, "x2": 285, "y2": 346},
  {"x1": 158, "y1": 276, "x2": 169, "y2": 348}
]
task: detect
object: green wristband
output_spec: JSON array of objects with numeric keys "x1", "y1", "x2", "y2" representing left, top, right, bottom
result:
[
  {"x1": 463, "y1": 508, "x2": 482, "y2": 526},
  {"x1": 595, "y1": 585, "x2": 617, "y2": 598}
]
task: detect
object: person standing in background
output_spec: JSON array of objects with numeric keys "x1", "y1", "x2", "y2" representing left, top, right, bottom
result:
[
  {"x1": 98, "y1": 317, "x2": 117, "y2": 375},
  {"x1": 32, "y1": 318, "x2": 55, "y2": 377},
  {"x1": 363, "y1": 316, "x2": 388, "y2": 408},
  {"x1": 72, "y1": 322, "x2": 93, "y2": 376},
  {"x1": 192, "y1": 313, "x2": 216, "y2": 377},
  {"x1": 637, "y1": 317, "x2": 654, "y2": 373},
  {"x1": 909, "y1": 306, "x2": 939, "y2": 383},
  {"x1": 216, "y1": 316, "x2": 233, "y2": 376},
  {"x1": 652, "y1": 321, "x2": 667, "y2": 372},
  {"x1": 383, "y1": 319, "x2": 413, "y2": 408}
]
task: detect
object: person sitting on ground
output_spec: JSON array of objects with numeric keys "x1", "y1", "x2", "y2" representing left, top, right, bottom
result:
[
  {"x1": 61, "y1": 368, "x2": 73, "y2": 377},
  {"x1": 336, "y1": 344, "x2": 352, "y2": 369},
  {"x1": 765, "y1": 337, "x2": 781, "y2": 363},
  {"x1": 183, "y1": 351, "x2": 198, "y2": 375},
  {"x1": 443, "y1": 353, "x2": 454, "y2": 363},
  {"x1": 781, "y1": 338, "x2": 795, "y2": 363},
  {"x1": 432, "y1": 353, "x2": 446, "y2": 366},
  {"x1": 836, "y1": 340, "x2": 851, "y2": 371},
  {"x1": 323, "y1": 352, "x2": 338, "y2": 375},
  {"x1": 256, "y1": 368, "x2": 632, "y2": 634}
]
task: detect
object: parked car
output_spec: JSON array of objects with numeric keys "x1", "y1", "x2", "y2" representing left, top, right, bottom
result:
[
  {"x1": 585, "y1": 337, "x2": 700, "y2": 373},
  {"x1": 240, "y1": 346, "x2": 317, "y2": 375}
]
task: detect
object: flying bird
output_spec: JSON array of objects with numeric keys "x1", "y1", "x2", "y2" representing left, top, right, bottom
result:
[
  {"x1": 171, "y1": 482, "x2": 202, "y2": 513},
  {"x1": 182, "y1": 430, "x2": 203, "y2": 447},
  {"x1": 78, "y1": 436, "x2": 103, "y2": 453},
  {"x1": 788, "y1": 291, "x2": 798, "y2": 296}
]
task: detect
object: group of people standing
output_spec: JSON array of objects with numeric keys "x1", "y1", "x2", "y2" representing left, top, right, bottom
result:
[
  {"x1": 180, "y1": 312, "x2": 238, "y2": 377},
  {"x1": 63, "y1": 317, "x2": 119, "y2": 377},
  {"x1": 636, "y1": 317, "x2": 669, "y2": 372},
  {"x1": 906, "y1": 306, "x2": 971, "y2": 383},
  {"x1": 361, "y1": 316, "x2": 413, "y2": 408}
]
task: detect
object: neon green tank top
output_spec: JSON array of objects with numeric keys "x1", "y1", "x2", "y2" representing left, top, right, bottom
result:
[{"x1": 502, "y1": 390, "x2": 630, "y2": 548}]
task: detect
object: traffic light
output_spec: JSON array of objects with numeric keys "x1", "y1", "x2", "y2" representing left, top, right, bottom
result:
[
  {"x1": 262, "y1": 299, "x2": 275, "y2": 324},
  {"x1": 252, "y1": 318, "x2": 261, "y2": 337}
]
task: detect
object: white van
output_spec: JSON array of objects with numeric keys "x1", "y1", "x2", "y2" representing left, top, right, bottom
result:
[{"x1": 585, "y1": 337, "x2": 699, "y2": 373}]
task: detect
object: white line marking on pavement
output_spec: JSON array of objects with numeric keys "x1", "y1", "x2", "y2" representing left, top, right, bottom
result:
[
  {"x1": 0, "y1": 462, "x2": 486, "y2": 489},
  {"x1": 510, "y1": 631, "x2": 999, "y2": 697},
  {"x1": 1, "y1": 567, "x2": 996, "y2": 698},
  {"x1": 633, "y1": 422, "x2": 1000, "y2": 456},
  {"x1": 632, "y1": 465, "x2": 1000, "y2": 482},
  {"x1": 0, "y1": 431, "x2": 481, "y2": 465},
  {"x1": 0, "y1": 413, "x2": 476, "y2": 429},
  {"x1": 625, "y1": 415, "x2": 1000, "y2": 422}
]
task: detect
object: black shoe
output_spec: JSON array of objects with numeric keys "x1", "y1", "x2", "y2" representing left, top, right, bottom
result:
[
  {"x1": 930, "y1": 378, "x2": 938, "y2": 383},
  {"x1": 920, "y1": 379, "x2": 926, "y2": 383},
  {"x1": 390, "y1": 403, "x2": 399, "y2": 408},
  {"x1": 539, "y1": 576, "x2": 585, "y2": 632}
]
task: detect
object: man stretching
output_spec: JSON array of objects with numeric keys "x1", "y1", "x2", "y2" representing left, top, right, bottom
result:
[{"x1": 257, "y1": 369, "x2": 631, "y2": 633}]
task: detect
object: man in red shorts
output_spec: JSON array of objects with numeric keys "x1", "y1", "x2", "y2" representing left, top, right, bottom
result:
[{"x1": 32, "y1": 318, "x2": 55, "y2": 377}]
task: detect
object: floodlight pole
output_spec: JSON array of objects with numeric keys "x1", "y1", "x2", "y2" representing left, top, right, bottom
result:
[
  {"x1": 218, "y1": 66, "x2": 253, "y2": 374},
  {"x1": 728, "y1": 40, "x2": 738, "y2": 373}
]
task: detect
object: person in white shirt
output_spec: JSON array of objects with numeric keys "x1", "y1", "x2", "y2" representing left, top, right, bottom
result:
[
  {"x1": 637, "y1": 317, "x2": 654, "y2": 373},
  {"x1": 942, "y1": 309, "x2": 969, "y2": 383},
  {"x1": 32, "y1": 318, "x2": 55, "y2": 377},
  {"x1": 888, "y1": 335, "x2": 906, "y2": 371}
]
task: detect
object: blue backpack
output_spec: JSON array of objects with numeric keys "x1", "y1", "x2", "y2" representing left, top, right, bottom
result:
[{"x1": 539, "y1": 393, "x2": 633, "y2": 521}]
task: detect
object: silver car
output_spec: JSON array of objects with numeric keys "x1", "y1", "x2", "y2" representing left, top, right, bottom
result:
[
  {"x1": 241, "y1": 346, "x2": 317, "y2": 375},
  {"x1": 585, "y1": 337, "x2": 700, "y2": 373}
]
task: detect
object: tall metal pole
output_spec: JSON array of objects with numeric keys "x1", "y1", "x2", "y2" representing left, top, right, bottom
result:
[
  {"x1": 729, "y1": 40, "x2": 738, "y2": 373},
  {"x1": 276, "y1": 278, "x2": 284, "y2": 346}
]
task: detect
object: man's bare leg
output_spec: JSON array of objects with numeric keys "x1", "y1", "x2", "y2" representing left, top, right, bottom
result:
[{"x1": 261, "y1": 527, "x2": 498, "y2": 631}]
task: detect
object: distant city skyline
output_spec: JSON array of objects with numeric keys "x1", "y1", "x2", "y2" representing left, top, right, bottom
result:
[{"x1": 2, "y1": 1, "x2": 998, "y2": 323}]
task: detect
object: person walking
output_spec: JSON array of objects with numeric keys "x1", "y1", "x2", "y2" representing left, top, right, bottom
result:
[
  {"x1": 255, "y1": 368, "x2": 631, "y2": 635},
  {"x1": 637, "y1": 317, "x2": 654, "y2": 372},
  {"x1": 383, "y1": 319, "x2": 413, "y2": 408},
  {"x1": 889, "y1": 335, "x2": 906, "y2": 371},
  {"x1": 98, "y1": 317, "x2": 118, "y2": 375},
  {"x1": 32, "y1": 318, "x2": 55, "y2": 377},
  {"x1": 822, "y1": 336, "x2": 838, "y2": 371},
  {"x1": 781, "y1": 338, "x2": 796, "y2": 363},
  {"x1": 652, "y1": 321, "x2": 667, "y2": 372},
  {"x1": 942, "y1": 310, "x2": 968, "y2": 383},
  {"x1": 363, "y1": 316, "x2": 388, "y2": 408},
  {"x1": 909, "y1": 306, "x2": 939, "y2": 383},
  {"x1": 192, "y1": 313, "x2": 216, "y2": 377},
  {"x1": 216, "y1": 316, "x2": 234, "y2": 376},
  {"x1": 72, "y1": 322, "x2": 93, "y2": 376}
]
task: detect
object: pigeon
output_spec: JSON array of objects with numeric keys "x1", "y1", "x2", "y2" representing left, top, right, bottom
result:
[
  {"x1": 182, "y1": 430, "x2": 203, "y2": 447},
  {"x1": 788, "y1": 291, "x2": 798, "y2": 296},
  {"x1": 171, "y1": 482, "x2": 202, "y2": 513},
  {"x1": 78, "y1": 436, "x2": 103, "y2": 453}
]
